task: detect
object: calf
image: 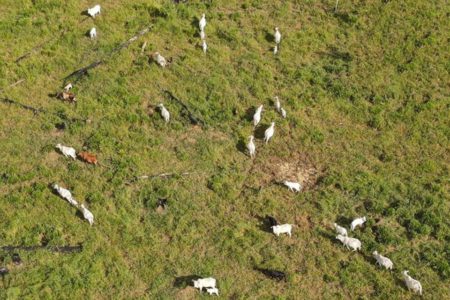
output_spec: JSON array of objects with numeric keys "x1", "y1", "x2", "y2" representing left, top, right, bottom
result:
[
  {"x1": 334, "y1": 223, "x2": 348, "y2": 236},
  {"x1": 283, "y1": 181, "x2": 301, "y2": 192},
  {"x1": 372, "y1": 251, "x2": 393, "y2": 270},
  {"x1": 206, "y1": 287, "x2": 219, "y2": 296},
  {"x1": 336, "y1": 234, "x2": 361, "y2": 251},
  {"x1": 80, "y1": 204, "x2": 94, "y2": 226},
  {"x1": 193, "y1": 277, "x2": 216, "y2": 291},
  {"x1": 271, "y1": 224, "x2": 293, "y2": 237},
  {"x1": 87, "y1": 5, "x2": 101, "y2": 18}
]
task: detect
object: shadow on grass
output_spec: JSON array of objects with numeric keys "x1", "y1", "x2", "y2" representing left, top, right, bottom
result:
[
  {"x1": 255, "y1": 215, "x2": 278, "y2": 233},
  {"x1": 236, "y1": 139, "x2": 247, "y2": 156},
  {"x1": 254, "y1": 123, "x2": 270, "y2": 140},
  {"x1": 173, "y1": 275, "x2": 202, "y2": 288}
]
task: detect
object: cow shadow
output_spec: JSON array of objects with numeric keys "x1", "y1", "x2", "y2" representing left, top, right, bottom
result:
[
  {"x1": 243, "y1": 107, "x2": 255, "y2": 122},
  {"x1": 255, "y1": 215, "x2": 271, "y2": 233},
  {"x1": 173, "y1": 274, "x2": 202, "y2": 288},
  {"x1": 236, "y1": 139, "x2": 247, "y2": 155},
  {"x1": 254, "y1": 123, "x2": 270, "y2": 139},
  {"x1": 264, "y1": 30, "x2": 274, "y2": 43}
]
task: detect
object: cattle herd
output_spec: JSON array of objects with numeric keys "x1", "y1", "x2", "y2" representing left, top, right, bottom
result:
[{"x1": 45, "y1": 4, "x2": 426, "y2": 297}]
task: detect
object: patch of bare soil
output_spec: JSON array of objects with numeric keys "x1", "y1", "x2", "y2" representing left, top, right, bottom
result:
[
  {"x1": 175, "y1": 286, "x2": 197, "y2": 300},
  {"x1": 259, "y1": 152, "x2": 319, "y2": 190}
]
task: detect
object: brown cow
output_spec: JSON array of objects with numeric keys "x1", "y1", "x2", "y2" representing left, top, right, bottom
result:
[{"x1": 77, "y1": 152, "x2": 98, "y2": 165}]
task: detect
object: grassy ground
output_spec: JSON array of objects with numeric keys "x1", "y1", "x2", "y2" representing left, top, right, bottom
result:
[{"x1": 0, "y1": 0, "x2": 449, "y2": 299}]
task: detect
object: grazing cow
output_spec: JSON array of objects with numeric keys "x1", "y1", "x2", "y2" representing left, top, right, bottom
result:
[
  {"x1": 265, "y1": 215, "x2": 278, "y2": 227},
  {"x1": 274, "y1": 27, "x2": 281, "y2": 44},
  {"x1": 264, "y1": 122, "x2": 275, "y2": 143},
  {"x1": 402, "y1": 270, "x2": 422, "y2": 295},
  {"x1": 154, "y1": 52, "x2": 167, "y2": 67},
  {"x1": 57, "y1": 91, "x2": 76, "y2": 103},
  {"x1": 87, "y1": 4, "x2": 101, "y2": 18},
  {"x1": 193, "y1": 277, "x2": 216, "y2": 291},
  {"x1": 280, "y1": 107, "x2": 287, "y2": 118},
  {"x1": 157, "y1": 198, "x2": 168, "y2": 210},
  {"x1": 247, "y1": 135, "x2": 256, "y2": 158},
  {"x1": 199, "y1": 14, "x2": 207, "y2": 32},
  {"x1": 253, "y1": 105, "x2": 263, "y2": 127},
  {"x1": 80, "y1": 204, "x2": 94, "y2": 226},
  {"x1": 0, "y1": 267, "x2": 8, "y2": 276},
  {"x1": 372, "y1": 251, "x2": 393, "y2": 270},
  {"x1": 336, "y1": 234, "x2": 361, "y2": 251},
  {"x1": 350, "y1": 216, "x2": 367, "y2": 231},
  {"x1": 202, "y1": 40, "x2": 208, "y2": 53},
  {"x1": 89, "y1": 27, "x2": 97, "y2": 39},
  {"x1": 206, "y1": 287, "x2": 219, "y2": 296},
  {"x1": 56, "y1": 144, "x2": 76, "y2": 159},
  {"x1": 64, "y1": 83, "x2": 73, "y2": 92},
  {"x1": 158, "y1": 103, "x2": 170, "y2": 122},
  {"x1": 200, "y1": 30, "x2": 205, "y2": 40},
  {"x1": 333, "y1": 223, "x2": 348, "y2": 236},
  {"x1": 271, "y1": 224, "x2": 293, "y2": 237},
  {"x1": 77, "y1": 151, "x2": 98, "y2": 165},
  {"x1": 256, "y1": 268, "x2": 286, "y2": 281},
  {"x1": 53, "y1": 184, "x2": 78, "y2": 207},
  {"x1": 283, "y1": 181, "x2": 301, "y2": 192},
  {"x1": 274, "y1": 96, "x2": 281, "y2": 112}
]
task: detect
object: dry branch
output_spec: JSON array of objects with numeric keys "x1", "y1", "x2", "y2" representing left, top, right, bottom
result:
[
  {"x1": 15, "y1": 29, "x2": 68, "y2": 63},
  {"x1": 65, "y1": 25, "x2": 153, "y2": 83},
  {"x1": 1, "y1": 244, "x2": 82, "y2": 253},
  {"x1": 126, "y1": 172, "x2": 191, "y2": 185}
]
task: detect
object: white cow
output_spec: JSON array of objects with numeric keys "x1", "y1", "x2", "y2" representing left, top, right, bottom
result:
[
  {"x1": 271, "y1": 224, "x2": 293, "y2": 237},
  {"x1": 253, "y1": 105, "x2": 263, "y2": 126},
  {"x1": 264, "y1": 122, "x2": 275, "y2": 143},
  {"x1": 202, "y1": 40, "x2": 208, "y2": 53},
  {"x1": 89, "y1": 27, "x2": 97, "y2": 39},
  {"x1": 274, "y1": 27, "x2": 281, "y2": 44},
  {"x1": 87, "y1": 5, "x2": 101, "y2": 18},
  {"x1": 280, "y1": 107, "x2": 287, "y2": 118},
  {"x1": 154, "y1": 52, "x2": 167, "y2": 67},
  {"x1": 351, "y1": 216, "x2": 367, "y2": 231},
  {"x1": 64, "y1": 83, "x2": 73, "y2": 92},
  {"x1": 193, "y1": 277, "x2": 216, "y2": 291},
  {"x1": 158, "y1": 103, "x2": 170, "y2": 122},
  {"x1": 53, "y1": 184, "x2": 78, "y2": 207},
  {"x1": 80, "y1": 204, "x2": 94, "y2": 226},
  {"x1": 274, "y1": 96, "x2": 281, "y2": 112},
  {"x1": 336, "y1": 234, "x2": 361, "y2": 251},
  {"x1": 199, "y1": 14, "x2": 207, "y2": 32},
  {"x1": 372, "y1": 251, "x2": 393, "y2": 270},
  {"x1": 402, "y1": 270, "x2": 422, "y2": 295},
  {"x1": 247, "y1": 135, "x2": 256, "y2": 158},
  {"x1": 334, "y1": 223, "x2": 348, "y2": 236},
  {"x1": 56, "y1": 144, "x2": 76, "y2": 159},
  {"x1": 283, "y1": 181, "x2": 301, "y2": 192},
  {"x1": 206, "y1": 287, "x2": 219, "y2": 296}
]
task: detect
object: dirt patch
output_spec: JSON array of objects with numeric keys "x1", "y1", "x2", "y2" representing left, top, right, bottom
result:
[
  {"x1": 175, "y1": 286, "x2": 197, "y2": 300},
  {"x1": 295, "y1": 214, "x2": 313, "y2": 230},
  {"x1": 259, "y1": 152, "x2": 319, "y2": 190},
  {"x1": 46, "y1": 151, "x2": 61, "y2": 168}
]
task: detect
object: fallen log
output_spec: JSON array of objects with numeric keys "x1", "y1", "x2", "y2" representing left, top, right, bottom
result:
[
  {"x1": 0, "y1": 97, "x2": 85, "y2": 123},
  {"x1": 64, "y1": 25, "x2": 153, "y2": 83},
  {"x1": 1, "y1": 244, "x2": 82, "y2": 253},
  {"x1": 163, "y1": 90, "x2": 206, "y2": 127},
  {"x1": 15, "y1": 29, "x2": 68, "y2": 63}
]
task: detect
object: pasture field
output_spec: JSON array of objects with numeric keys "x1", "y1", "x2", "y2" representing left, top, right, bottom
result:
[{"x1": 0, "y1": 0, "x2": 449, "y2": 299}]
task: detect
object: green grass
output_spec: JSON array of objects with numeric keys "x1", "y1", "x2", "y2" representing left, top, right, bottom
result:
[{"x1": 0, "y1": 0, "x2": 449, "y2": 299}]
